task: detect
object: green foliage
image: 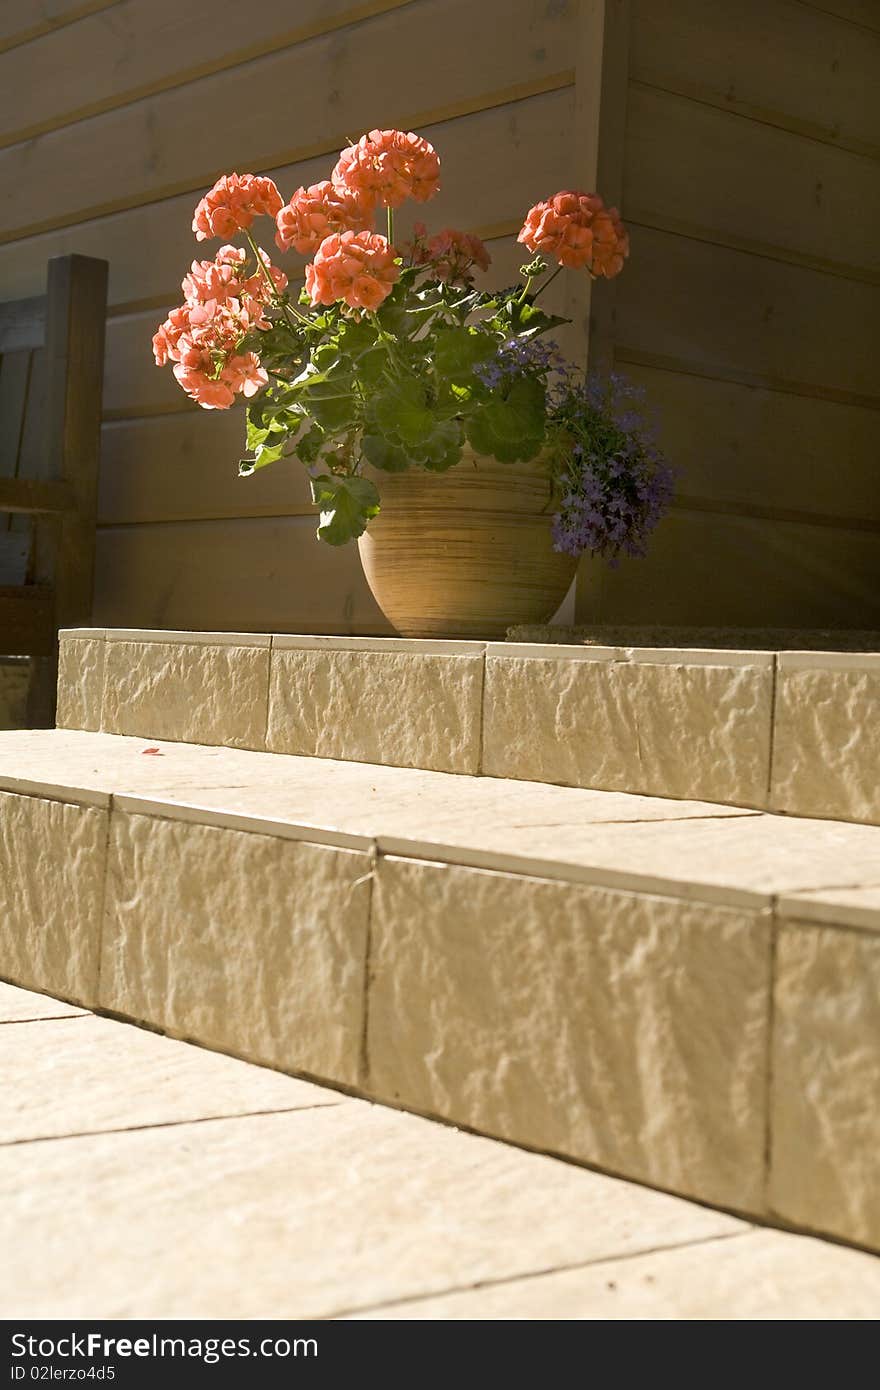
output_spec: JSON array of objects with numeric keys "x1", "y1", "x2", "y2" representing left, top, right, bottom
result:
[
  {"x1": 465, "y1": 377, "x2": 546, "y2": 462},
  {"x1": 309, "y1": 473, "x2": 380, "y2": 546},
  {"x1": 239, "y1": 250, "x2": 575, "y2": 543}
]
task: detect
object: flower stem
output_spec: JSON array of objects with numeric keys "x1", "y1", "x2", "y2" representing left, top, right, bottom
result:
[
  {"x1": 244, "y1": 229, "x2": 307, "y2": 329},
  {"x1": 517, "y1": 276, "x2": 533, "y2": 304},
  {"x1": 245, "y1": 230, "x2": 276, "y2": 296},
  {"x1": 386, "y1": 205, "x2": 394, "y2": 245}
]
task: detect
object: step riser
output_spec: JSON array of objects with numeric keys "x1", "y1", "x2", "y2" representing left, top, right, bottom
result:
[
  {"x1": 57, "y1": 630, "x2": 880, "y2": 827},
  {"x1": 2, "y1": 783, "x2": 877, "y2": 1255}
]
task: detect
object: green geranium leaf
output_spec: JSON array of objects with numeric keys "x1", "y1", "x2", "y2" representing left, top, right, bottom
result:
[
  {"x1": 309, "y1": 473, "x2": 381, "y2": 546},
  {"x1": 361, "y1": 433, "x2": 412, "y2": 473},
  {"x1": 338, "y1": 320, "x2": 379, "y2": 358},
  {"x1": 420, "y1": 418, "x2": 464, "y2": 471},
  {"x1": 312, "y1": 343, "x2": 340, "y2": 370},
  {"x1": 371, "y1": 378, "x2": 435, "y2": 447},
  {"x1": 296, "y1": 423, "x2": 325, "y2": 465},
  {"x1": 353, "y1": 345, "x2": 387, "y2": 388},
  {"x1": 495, "y1": 298, "x2": 568, "y2": 341},
  {"x1": 239, "y1": 432, "x2": 291, "y2": 476},
  {"x1": 433, "y1": 327, "x2": 495, "y2": 383},
  {"x1": 465, "y1": 377, "x2": 546, "y2": 462},
  {"x1": 299, "y1": 363, "x2": 356, "y2": 432}
]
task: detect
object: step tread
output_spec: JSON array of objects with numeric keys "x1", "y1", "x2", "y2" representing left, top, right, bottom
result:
[{"x1": 0, "y1": 729, "x2": 878, "y2": 921}]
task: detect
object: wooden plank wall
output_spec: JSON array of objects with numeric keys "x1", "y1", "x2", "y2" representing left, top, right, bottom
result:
[
  {"x1": 576, "y1": 0, "x2": 880, "y2": 628},
  {"x1": 0, "y1": 0, "x2": 603, "y2": 633}
]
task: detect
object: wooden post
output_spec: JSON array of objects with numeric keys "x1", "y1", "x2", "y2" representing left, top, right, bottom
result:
[{"x1": 26, "y1": 254, "x2": 107, "y2": 725}]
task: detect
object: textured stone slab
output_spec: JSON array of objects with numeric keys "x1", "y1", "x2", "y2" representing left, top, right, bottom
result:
[
  {"x1": 769, "y1": 922, "x2": 880, "y2": 1250},
  {"x1": 367, "y1": 857, "x2": 772, "y2": 1211},
  {"x1": 482, "y1": 647, "x2": 638, "y2": 790},
  {"x1": 0, "y1": 1103, "x2": 742, "y2": 1319},
  {"x1": 350, "y1": 1229, "x2": 880, "y2": 1320},
  {"x1": 618, "y1": 650, "x2": 773, "y2": 805},
  {"x1": 483, "y1": 646, "x2": 773, "y2": 806},
  {"x1": 778, "y1": 884, "x2": 880, "y2": 934},
  {"x1": 0, "y1": 791, "x2": 107, "y2": 1007},
  {"x1": 56, "y1": 636, "x2": 105, "y2": 732},
  {"x1": 100, "y1": 812, "x2": 371, "y2": 1087},
  {"x1": 772, "y1": 655, "x2": 880, "y2": 824},
  {"x1": 267, "y1": 642, "x2": 484, "y2": 773},
  {"x1": 0, "y1": 981, "x2": 86, "y2": 1023},
  {"x1": 1, "y1": 1013, "x2": 340, "y2": 1143},
  {"x1": 101, "y1": 637, "x2": 270, "y2": 750}
]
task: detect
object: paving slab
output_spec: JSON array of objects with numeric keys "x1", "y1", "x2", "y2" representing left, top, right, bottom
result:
[
  {"x1": 0, "y1": 1013, "x2": 342, "y2": 1144},
  {"x1": 5, "y1": 994, "x2": 878, "y2": 1321},
  {"x1": 0, "y1": 727, "x2": 752, "y2": 824},
  {"x1": 0, "y1": 1102, "x2": 744, "y2": 1320},
  {"x1": 348, "y1": 1229, "x2": 880, "y2": 1320},
  {"x1": 0, "y1": 980, "x2": 87, "y2": 1023}
]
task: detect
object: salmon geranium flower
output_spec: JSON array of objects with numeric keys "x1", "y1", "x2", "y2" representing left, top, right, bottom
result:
[
  {"x1": 407, "y1": 223, "x2": 490, "y2": 286},
  {"x1": 305, "y1": 230, "x2": 400, "y2": 311},
  {"x1": 332, "y1": 130, "x2": 440, "y2": 209},
  {"x1": 192, "y1": 173, "x2": 284, "y2": 241},
  {"x1": 518, "y1": 191, "x2": 629, "y2": 277},
  {"x1": 275, "y1": 180, "x2": 374, "y2": 255}
]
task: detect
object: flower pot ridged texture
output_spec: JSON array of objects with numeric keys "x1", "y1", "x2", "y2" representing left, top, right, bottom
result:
[{"x1": 357, "y1": 450, "x2": 577, "y2": 640}]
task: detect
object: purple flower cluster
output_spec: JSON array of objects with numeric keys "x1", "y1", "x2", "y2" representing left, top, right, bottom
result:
[
  {"x1": 474, "y1": 337, "x2": 565, "y2": 389},
  {"x1": 548, "y1": 373, "x2": 675, "y2": 562}
]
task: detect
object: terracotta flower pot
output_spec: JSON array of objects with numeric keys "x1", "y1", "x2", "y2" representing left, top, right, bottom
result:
[{"x1": 357, "y1": 449, "x2": 577, "y2": 640}]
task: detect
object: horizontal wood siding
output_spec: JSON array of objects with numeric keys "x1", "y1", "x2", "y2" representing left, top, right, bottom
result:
[{"x1": 577, "y1": 0, "x2": 880, "y2": 629}]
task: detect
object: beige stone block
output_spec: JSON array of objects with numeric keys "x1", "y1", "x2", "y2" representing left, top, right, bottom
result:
[
  {"x1": 100, "y1": 812, "x2": 371, "y2": 1087},
  {"x1": 769, "y1": 922, "x2": 880, "y2": 1249},
  {"x1": 1, "y1": 1014, "x2": 341, "y2": 1143},
  {"x1": 482, "y1": 648, "x2": 638, "y2": 789},
  {"x1": 368, "y1": 857, "x2": 772, "y2": 1211},
  {"x1": 101, "y1": 638, "x2": 270, "y2": 749},
  {"x1": 617, "y1": 652, "x2": 773, "y2": 805},
  {"x1": 267, "y1": 642, "x2": 484, "y2": 773},
  {"x1": 0, "y1": 981, "x2": 86, "y2": 1023},
  {"x1": 772, "y1": 657, "x2": 880, "y2": 823},
  {"x1": 0, "y1": 1103, "x2": 742, "y2": 1318},
  {"x1": 56, "y1": 636, "x2": 105, "y2": 732},
  {"x1": 350, "y1": 1229, "x2": 880, "y2": 1320},
  {"x1": 483, "y1": 647, "x2": 773, "y2": 806},
  {"x1": 0, "y1": 791, "x2": 107, "y2": 1007}
]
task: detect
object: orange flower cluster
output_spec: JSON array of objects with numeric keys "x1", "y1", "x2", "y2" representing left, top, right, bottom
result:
[
  {"x1": 305, "y1": 230, "x2": 400, "y2": 312},
  {"x1": 331, "y1": 129, "x2": 441, "y2": 209},
  {"x1": 192, "y1": 173, "x2": 283, "y2": 241},
  {"x1": 407, "y1": 222, "x2": 490, "y2": 287},
  {"x1": 155, "y1": 133, "x2": 633, "y2": 409},
  {"x1": 274, "y1": 180, "x2": 373, "y2": 256},
  {"x1": 152, "y1": 242, "x2": 287, "y2": 409},
  {"x1": 518, "y1": 191, "x2": 629, "y2": 277}
]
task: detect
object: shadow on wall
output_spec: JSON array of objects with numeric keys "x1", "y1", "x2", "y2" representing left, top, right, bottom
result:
[{"x1": 0, "y1": 657, "x2": 29, "y2": 729}]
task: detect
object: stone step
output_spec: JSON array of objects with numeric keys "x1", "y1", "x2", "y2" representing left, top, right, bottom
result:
[
  {"x1": 6, "y1": 980, "x2": 879, "y2": 1321},
  {"x1": 57, "y1": 627, "x2": 880, "y2": 826},
  {"x1": 0, "y1": 727, "x2": 877, "y2": 1253}
]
